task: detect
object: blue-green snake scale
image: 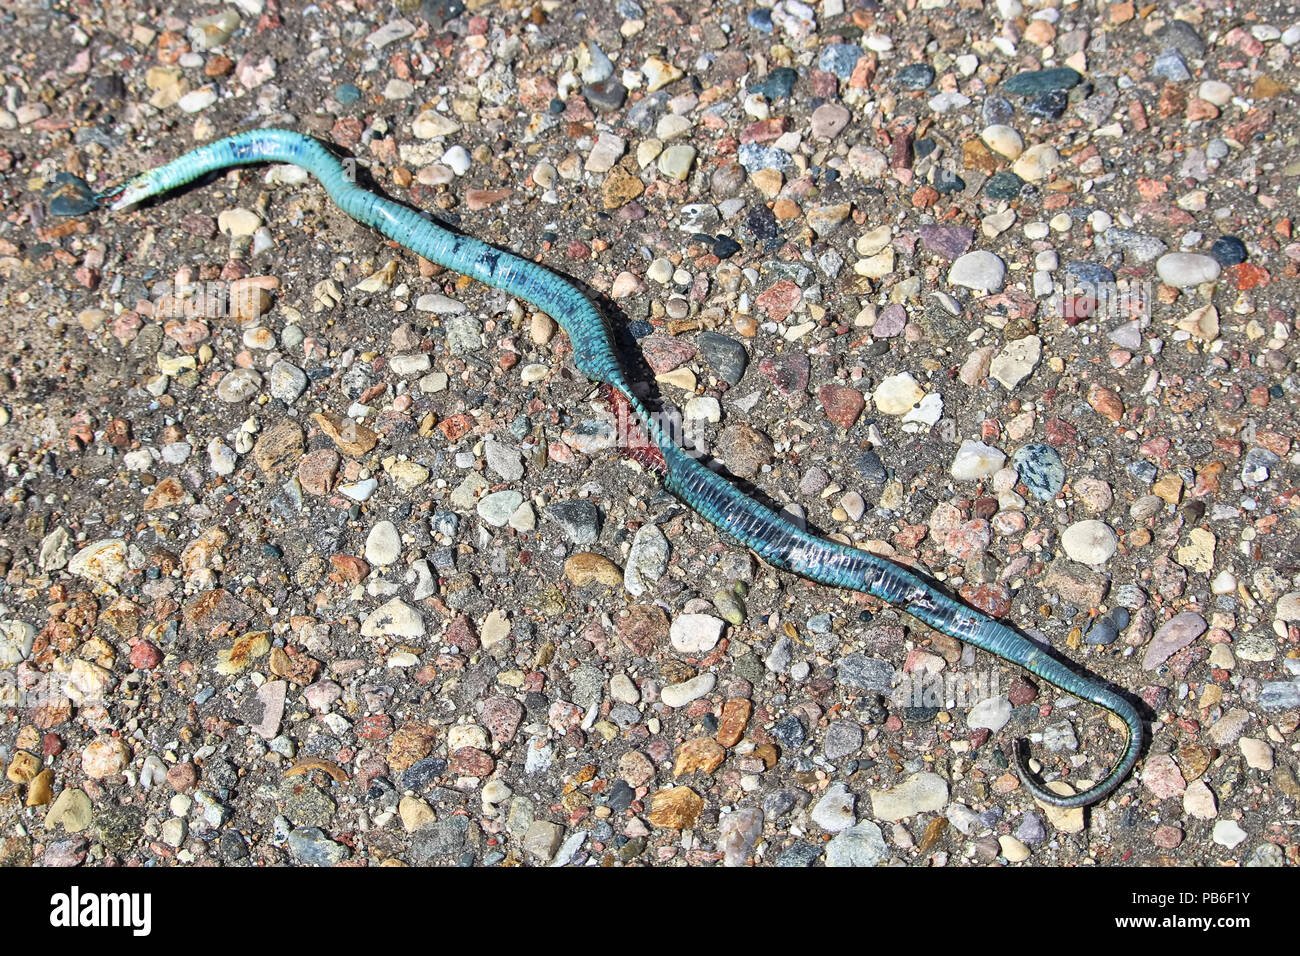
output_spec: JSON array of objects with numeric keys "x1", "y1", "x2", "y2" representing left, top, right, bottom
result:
[{"x1": 90, "y1": 128, "x2": 1142, "y2": 808}]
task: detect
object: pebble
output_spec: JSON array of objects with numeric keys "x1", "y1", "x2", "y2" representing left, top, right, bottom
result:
[
  {"x1": 1239, "y1": 738, "x2": 1274, "y2": 771},
  {"x1": 1212, "y1": 820, "x2": 1247, "y2": 849},
  {"x1": 1061, "y1": 520, "x2": 1118, "y2": 566},
  {"x1": 47, "y1": 173, "x2": 98, "y2": 217},
  {"x1": 364, "y1": 520, "x2": 401, "y2": 565},
  {"x1": 1153, "y1": 48, "x2": 1192, "y2": 82},
  {"x1": 825, "y1": 822, "x2": 889, "y2": 867},
  {"x1": 968, "y1": 696, "x2": 1013, "y2": 732},
  {"x1": 748, "y1": 67, "x2": 796, "y2": 100},
  {"x1": 990, "y1": 335, "x2": 1042, "y2": 390},
  {"x1": 1156, "y1": 252, "x2": 1221, "y2": 287},
  {"x1": 984, "y1": 170, "x2": 1025, "y2": 199},
  {"x1": 870, "y1": 773, "x2": 949, "y2": 821},
  {"x1": 981, "y1": 124, "x2": 1024, "y2": 159},
  {"x1": 819, "y1": 44, "x2": 862, "y2": 80},
  {"x1": 1198, "y1": 80, "x2": 1233, "y2": 107},
  {"x1": 81, "y1": 737, "x2": 130, "y2": 779},
  {"x1": 1011, "y1": 144, "x2": 1060, "y2": 183},
  {"x1": 1209, "y1": 236, "x2": 1247, "y2": 266},
  {"x1": 1143, "y1": 612, "x2": 1207, "y2": 669},
  {"x1": 670, "y1": 614, "x2": 725, "y2": 654},
  {"x1": 1024, "y1": 90, "x2": 1068, "y2": 120},
  {"x1": 1259, "y1": 683, "x2": 1300, "y2": 711},
  {"x1": 948, "y1": 250, "x2": 1007, "y2": 293},
  {"x1": 1183, "y1": 780, "x2": 1217, "y2": 820},
  {"x1": 1012, "y1": 444, "x2": 1065, "y2": 500},
  {"x1": 68, "y1": 539, "x2": 129, "y2": 585},
  {"x1": 895, "y1": 63, "x2": 936, "y2": 90},
  {"x1": 951, "y1": 441, "x2": 1006, "y2": 481},
  {"x1": 716, "y1": 423, "x2": 774, "y2": 478},
  {"x1": 268, "y1": 361, "x2": 307, "y2": 403},
  {"x1": 217, "y1": 208, "x2": 262, "y2": 237},
  {"x1": 818, "y1": 384, "x2": 865, "y2": 428},
  {"x1": 764, "y1": 637, "x2": 792, "y2": 674},
  {"x1": 1277, "y1": 593, "x2": 1300, "y2": 623},
  {"x1": 983, "y1": 95, "x2": 1015, "y2": 125},
  {"x1": 624, "y1": 523, "x2": 669, "y2": 596},
  {"x1": 738, "y1": 143, "x2": 793, "y2": 173},
  {"x1": 216, "y1": 368, "x2": 263, "y2": 402},
  {"x1": 835, "y1": 654, "x2": 895, "y2": 693},
  {"x1": 999, "y1": 835, "x2": 1030, "y2": 862},
  {"x1": 1084, "y1": 608, "x2": 1129, "y2": 646},
  {"x1": 811, "y1": 103, "x2": 851, "y2": 139},
  {"x1": 545, "y1": 501, "x2": 601, "y2": 544},
  {"x1": 812, "y1": 784, "x2": 858, "y2": 832},
  {"x1": 660, "y1": 145, "x2": 702, "y2": 180},
  {"x1": 1004, "y1": 67, "x2": 1082, "y2": 95},
  {"x1": 824, "y1": 720, "x2": 863, "y2": 760},
  {"x1": 873, "y1": 373, "x2": 926, "y2": 415},
  {"x1": 717, "y1": 808, "x2": 764, "y2": 867},
  {"x1": 45, "y1": 788, "x2": 93, "y2": 832},
  {"x1": 661, "y1": 674, "x2": 716, "y2": 708},
  {"x1": 485, "y1": 441, "x2": 525, "y2": 482},
  {"x1": 177, "y1": 87, "x2": 217, "y2": 113},
  {"x1": 288, "y1": 828, "x2": 349, "y2": 866},
  {"x1": 918, "y1": 225, "x2": 973, "y2": 261},
  {"x1": 360, "y1": 598, "x2": 425, "y2": 639},
  {"x1": 1015, "y1": 813, "x2": 1046, "y2": 845},
  {"x1": 477, "y1": 490, "x2": 524, "y2": 528}
]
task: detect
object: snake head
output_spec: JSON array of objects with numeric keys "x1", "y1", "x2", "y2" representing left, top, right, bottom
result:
[{"x1": 96, "y1": 174, "x2": 155, "y2": 211}]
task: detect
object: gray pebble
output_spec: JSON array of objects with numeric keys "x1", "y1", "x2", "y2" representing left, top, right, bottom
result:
[
  {"x1": 826, "y1": 821, "x2": 889, "y2": 866},
  {"x1": 1013, "y1": 443, "x2": 1066, "y2": 501},
  {"x1": 545, "y1": 500, "x2": 601, "y2": 544},
  {"x1": 824, "y1": 720, "x2": 863, "y2": 760},
  {"x1": 269, "y1": 361, "x2": 308, "y2": 402}
]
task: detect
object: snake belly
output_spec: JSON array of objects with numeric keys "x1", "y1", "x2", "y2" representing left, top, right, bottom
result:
[{"x1": 94, "y1": 128, "x2": 1142, "y2": 808}]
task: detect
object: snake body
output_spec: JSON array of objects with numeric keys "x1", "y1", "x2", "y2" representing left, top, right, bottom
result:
[{"x1": 94, "y1": 128, "x2": 1141, "y2": 808}]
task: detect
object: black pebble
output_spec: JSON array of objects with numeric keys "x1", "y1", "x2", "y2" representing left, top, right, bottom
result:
[
  {"x1": 713, "y1": 235, "x2": 741, "y2": 258},
  {"x1": 856, "y1": 448, "x2": 887, "y2": 485},
  {"x1": 744, "y1": 204, "x2": 781, "y2": 245},
  {"x1": 92, "y1": 74, "x2": 126, "y2": 100},
  {"x1": 984, "y1": 170, "x2": 1025, "y2": 200},
  {"x1": 894, "y1": 63, "x2": 936, "y2": 91},
  {"x1": 983, "y1": 95, "x2": 1015, "y2": 125},
  {"x1": 47, "y1": 173, "x2": 98, "y2": 217},
  {"x1": 583, "y1": 80, "x2": 627, "y2": 112},
  {"x1": 1209, "y1": 235, "x2": 1247, "y2": 266},
  {"x1": 1023, "y1": 90, "x2": 1068, "y2": 120},
  {"x1": 903, "y1": 705, "x2": 940, "y2": 722},
  {"x1": 933, "y1": 168, "x2": 965, "y2": 193}
]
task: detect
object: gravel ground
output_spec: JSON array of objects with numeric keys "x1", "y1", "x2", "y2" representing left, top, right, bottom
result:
[{"x1": 0, "y1": 0, "x2": 1298, "y2": 868}]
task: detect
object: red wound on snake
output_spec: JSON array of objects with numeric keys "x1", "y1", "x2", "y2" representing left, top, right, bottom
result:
[{"x1": 599, "y1": 383, "x2": 666, "y2": 475}]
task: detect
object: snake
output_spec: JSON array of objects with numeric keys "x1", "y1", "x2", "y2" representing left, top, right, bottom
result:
[{"x1": 86, "y1": 128, "x2": 1142, "y2": 809}]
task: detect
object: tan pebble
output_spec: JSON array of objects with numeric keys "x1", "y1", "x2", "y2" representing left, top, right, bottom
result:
[
  {"x1": 26, "y1": 768, "x2": 53, "y2": 807},
  {"x1": 530, "y1": 312, "x2": 556, "y2": 345},
  {"x1": 564, "y1": 553, "x2": 623, "y2": 587},
  {"x1": 81, "y1": 736, "x2": 130, "y2": 779},
  {"x1": 5, "y1": 750, "x2": 40, "y2": 783},
  {"x1": 646, "y1": 786, "x2": 704, "y2": 829}
]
